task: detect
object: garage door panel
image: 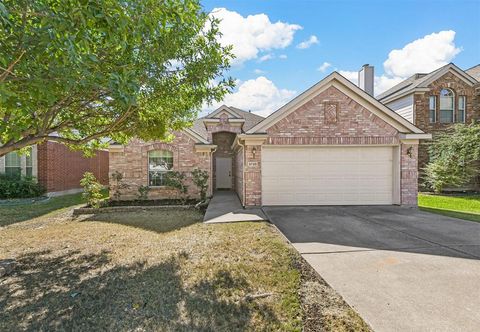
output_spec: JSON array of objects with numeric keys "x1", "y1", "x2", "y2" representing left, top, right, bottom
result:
[{"x1": 262, "y1": 146, "x2": 394, "y2": 205}]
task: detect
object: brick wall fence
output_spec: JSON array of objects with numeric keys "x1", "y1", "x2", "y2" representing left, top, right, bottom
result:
[{"x1": 37, "y1": 141, "x2": 109, "y2": 194}]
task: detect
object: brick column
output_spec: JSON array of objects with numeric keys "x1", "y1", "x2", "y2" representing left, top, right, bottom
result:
[
  {"x1": 400, "y1": 141, "x2": 419, "y2": 206},
  {"x1": 244, "y1": 144, "x2": 262, "y2": 206}
]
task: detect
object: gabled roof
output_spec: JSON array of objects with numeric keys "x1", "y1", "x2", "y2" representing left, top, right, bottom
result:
[
  {"x1": 247, "y1": 71, "x2": 425, "y2": 134},
  {"x1": 466, "y1": 64, "x2": 480, "y2": 82},
  {"x1": 377, "y1": 63, "x2": 479, "y2": 103},
  {"x1": 188, "y1": 105, "x2": 265, "y2": 141}
]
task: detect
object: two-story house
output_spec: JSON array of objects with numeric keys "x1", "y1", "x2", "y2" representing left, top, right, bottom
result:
[{"x1": 377, "y1": 63, "x2": 480, "y2": 189}]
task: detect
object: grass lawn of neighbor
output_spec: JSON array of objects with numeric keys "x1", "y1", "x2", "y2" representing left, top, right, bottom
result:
[
  {"x1": 0, "y1": 194, "x2": 370, "y2": 331},
  {"x1": 418, "y1": 193, "x2": 480, "y2": 222}
]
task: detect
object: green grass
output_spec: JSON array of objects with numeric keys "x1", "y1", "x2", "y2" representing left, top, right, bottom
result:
[
  {"x1": 0, "y1": 190, "x2": 108, "y2": 227},
  {"x1": 418, "y1": 193, "x2": 480, "y2": 222}
]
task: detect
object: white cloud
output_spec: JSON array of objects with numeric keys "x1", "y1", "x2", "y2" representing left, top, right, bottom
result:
[
  {"x1": 317, "y1": 62, "x2": 332, "y2": 72},
  {"x1": 338, "y1": 30, "x2": 461, "y2": 95},
  {"x1": 209, "y1": 8, "x2": 302, "y2": 65},
  {"x1": 206, "y1": 76, "x2": 296, "y2": 117},
  {"x1": 384, "y1": 30, "x2": 461, "y2": 78},
  {"x1": 296, "y1": 35, "x2": 319, "y2": 49},
  {"x1": 258, "y1": 54, "x2": 274, "y2": 62},
  {"x1": 253, "y1": 68, "x2": 266, "y2": 74},
  {"x1": 279, "y1": 54, "x2": 288, "y2": 59}
]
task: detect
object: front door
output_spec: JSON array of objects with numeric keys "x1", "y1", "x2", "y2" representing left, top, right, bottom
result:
[{"x1": 216, "y1": 157, "x2": 232, "y2": 189}]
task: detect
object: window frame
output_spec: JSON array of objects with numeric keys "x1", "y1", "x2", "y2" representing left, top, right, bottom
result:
[
  {"x1": 4, "y1": 151, "x2": 22, "y2": 178},
  {"x1": 147, "y1": 150, "x2": 174, "y2": 187},
  {"x1": 429, "y1": 95, "x2": 437, "y2": 123},
  {"x1": 439, "y1": 88, "x2": 455, "y2": 124},
  {"x1": 457, "y1": 95, "x2": 466, "y2": 123}
]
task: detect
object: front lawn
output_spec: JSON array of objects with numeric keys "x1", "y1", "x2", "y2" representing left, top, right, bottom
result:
[
  {"x1": 0, "y1": 206, "x2": 369, "y2": 331},
  {"x1": 418, "y1": 193, "x2": 480, "y2": 222}
]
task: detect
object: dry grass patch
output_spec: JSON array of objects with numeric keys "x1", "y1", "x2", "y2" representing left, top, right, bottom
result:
[{"x1": 0, "y1": 209, "x2": 302, "y2": 331}]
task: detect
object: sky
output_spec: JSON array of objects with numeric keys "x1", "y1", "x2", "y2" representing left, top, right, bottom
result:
[{"x1": 200, "y1": 0, "x2": 480, "y2": 117}]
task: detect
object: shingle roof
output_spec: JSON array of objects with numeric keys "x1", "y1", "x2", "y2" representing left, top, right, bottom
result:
[
  {"x1": 377, "y1": 63, "x2": 479, "y2": 102},
  {"x1": 188, "y1": 106, "x2": 265, "y2": 140},
  {"x1": 466, "y1": 64, "x2": 480, "y2": 82}
]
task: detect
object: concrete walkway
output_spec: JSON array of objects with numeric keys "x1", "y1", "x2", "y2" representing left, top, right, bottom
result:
[
  {"x1": 203, "y1": 191, "x2": 267, "y2": 223},
  {"x1": 266, "y1": 206, "x2": 480, "y2": 332}
]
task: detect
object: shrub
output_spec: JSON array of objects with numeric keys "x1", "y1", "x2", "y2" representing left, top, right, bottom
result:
[
  {"x1": 80, "y1": 172, "x2": 103, "y2": 208},
  {"x1": 424, "y1": 123, "x2": 480, "y2": 192},
  {"x1": 0, "y1": 174, "x2": 46, "y2": 199},
  {"x1": 191, "y1": 168, "x2": 209, "y2": 201},
  {"x1": 164, "y1": 171, "x2": 189, "y2": 202},
  {"x1": 137, "y1": 185, "x2": 150, "y2": 200},
  {"x1": 110, "y1": 171, "x2": 130, "y2": 200}
]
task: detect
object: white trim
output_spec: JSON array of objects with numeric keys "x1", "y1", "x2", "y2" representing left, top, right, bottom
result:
[
  {"x1": 32, "y1": 145, "x2": 38, "y2": 178},
  {"x1": 108, "y1": 144, "x2": 124, "y2": 152},
  {"x1": 0, "y1": 155, "x2": 4, "y2": 174},
  {"x1": 206, "y1": 105, "x2": 241, "y2": 118},
  {"x1": 194, "y1": 144, "x2": 217, "y2": 153},
  {"x1": 399, "y1": 133, "x2": 432, "y2": 140},
  {"x1": 247, "y1": 72, "x2": 424, "y2": 134}
]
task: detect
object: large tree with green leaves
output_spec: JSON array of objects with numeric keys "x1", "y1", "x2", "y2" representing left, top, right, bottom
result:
[
  {"x1": 0, "y1": 0, "x2": 234, "y2": 156},
  {"x1": 423, "y1": 122, "x2": 480, "y2": 193}
]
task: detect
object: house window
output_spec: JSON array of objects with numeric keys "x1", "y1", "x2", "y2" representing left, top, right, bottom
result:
[
  {"x1": 439, "y1": 88, "x2": 454, "y2": 123},
  {"x1": 5, "y1": 152, "x2": 22, "y2": 178},
  {"x1": 148, "y1": 150, "x2": 173, "y2": 186},
  {"x1": 429, "y1": 95, "x2": 436, "y2": 123},
  {"x1": 457, "y1": 96, "x2": 466, "y2": 123}
]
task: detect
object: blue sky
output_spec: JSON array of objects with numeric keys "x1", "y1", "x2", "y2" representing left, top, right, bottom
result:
[{"x1": 201, "y1": 0, "x2": 480, "y2": 116}]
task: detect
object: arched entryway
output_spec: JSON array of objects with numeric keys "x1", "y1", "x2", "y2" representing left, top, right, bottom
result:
[{"x1": 212, "y1": 131, "x2": 237, "y2": 190}]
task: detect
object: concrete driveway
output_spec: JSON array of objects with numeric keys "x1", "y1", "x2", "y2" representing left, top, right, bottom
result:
[{"x1": 264, "y1": 206, "x2": 480, "y2": 332}]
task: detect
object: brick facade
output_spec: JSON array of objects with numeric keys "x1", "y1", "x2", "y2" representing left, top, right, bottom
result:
[
  {"x1": 37, "y1": 141, "x2": 109, "y2": 194},
  {"x1": 413, "y1": 72, "x2": 480, "y2": 188},
  {"x1": 109, "y1": 133, "x2": 211, "y2": 200},
  {"x1": 400, "y1": 142, "x2": 419, "y2": 205}
]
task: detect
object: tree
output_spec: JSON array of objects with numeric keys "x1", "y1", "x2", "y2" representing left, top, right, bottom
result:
[
  {"x1": 0, "y1": 0, "x2": 234, "y2": 156},
  {"x1": 423, "y1": 123, "x2": 480, "y2": 192}
]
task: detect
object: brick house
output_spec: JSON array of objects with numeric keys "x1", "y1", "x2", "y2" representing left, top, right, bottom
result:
[
  {"x1": 110, "y1": 72, "x2": 430, "y2": 206},
  {"x1": 378, "y1": 63, "x2": 480, "y2": 189},
  {"x1": 0, "y1": 141, "x2": 109, "y2": 196}
]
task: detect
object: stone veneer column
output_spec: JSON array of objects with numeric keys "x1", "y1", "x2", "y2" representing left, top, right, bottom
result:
[{"x1": 400, "y1": 141, "x2": 419, "y2": 206}]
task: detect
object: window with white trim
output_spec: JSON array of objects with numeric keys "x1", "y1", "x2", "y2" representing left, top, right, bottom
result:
[
  {"x1": 429, "y1": 95, "x2": 436, "y2": 123},
  {"x1": 439, "y1": 88, "x2": 454, "y2": 123},
  {"x1": 148, "y1": 150, "x2": 173, "y2": 186},
  {"x1": 457, "y1": 96, "x2": 466, "y2": 123}
]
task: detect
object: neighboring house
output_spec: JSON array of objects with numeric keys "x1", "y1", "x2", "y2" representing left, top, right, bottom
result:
[
  {"x1": 0, "y1": 141, "x2": 109, "y2": 196},
  {"x1": 377, "y1": 63, "x2": 480, "y2": 188},
  {"x1": 109, "y1": 72, "x2": 431, "y2": 206}
]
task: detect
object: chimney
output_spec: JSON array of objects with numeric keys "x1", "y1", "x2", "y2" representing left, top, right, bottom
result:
[{"x1": 358, "y1": 64, "x2": 374, "y2": 96}]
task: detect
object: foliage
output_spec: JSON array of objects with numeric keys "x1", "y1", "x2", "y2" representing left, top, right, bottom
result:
[
  {"x1": 0, "y1": 174, "x2": 45, "y2": 199},
  {"x1": 80, "y1": 172, "x2": 103, "y2": 208},
  {"x1": 0, "y1": 0, "x2": 234, "y2": 157},
  {"x1": 110, "y1": 171, "x2": 129, "y2": 200},
  {"x1": 164, "y1": 171, "x2": 189, "y2": 202},
  {"x1": 423, "y1": 123, "x2": 480, "y2": 192},
  {"x1": 191, "y1": 168, "x2": 209, "y2": 201},
  {"x1": 137, "y1": 185, "x2": 150, "y2": 200}
]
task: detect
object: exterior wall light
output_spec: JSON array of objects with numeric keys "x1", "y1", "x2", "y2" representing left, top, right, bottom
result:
[{"x1": 252, "y1": 147, "x2": 257, "y2": 159}]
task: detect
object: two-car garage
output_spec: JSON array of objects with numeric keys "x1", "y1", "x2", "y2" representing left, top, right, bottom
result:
[{"x1": 261, "y1": 146, "x2": 397, "y2": 206}]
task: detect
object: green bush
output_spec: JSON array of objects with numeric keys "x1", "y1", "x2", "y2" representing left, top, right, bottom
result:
[
  {"x1": 80, "y1": 172, "x2": 103, "y2": 208},
  {"x1": 424, "y1": 123, "x2": 480, "y2": 192},
  {"x1": 0, "y1": 174, "x2": 46, "y2": 199},
  {"x1": 164, "y1": 171, "x2": 189, "y2": 202},
  {"x1": 191, "y1": 168, "x2": 209, "y2": 201}
]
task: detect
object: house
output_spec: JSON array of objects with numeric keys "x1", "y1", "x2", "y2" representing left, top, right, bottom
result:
[
  {"x1": 0, "y1": 141, "x2": 109, "y2": 196},
  {"x1": 377, "y1": 63, "x2": 480, "y2": 188},
  {"x1": 109, "y1": 72, "x2": 431, "y2": 206}
]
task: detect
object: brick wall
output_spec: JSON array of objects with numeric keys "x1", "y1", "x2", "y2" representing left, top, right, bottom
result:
[
  {"x1": 234, "y1": 146, "x2": 244, "y2": 203},
  {"x1": 413, "y1": 72, "x2": 479, "y2": 188},
  {"x1": 109, "y1": 133, "x2": 211, "y2": 200},
  {"x1": 400, "y1": 143, "x2": 419, "y2": 205},
  {"x1": 243, "y1": 85, "x2": 418, "y2": 206},
  {"x1": 37, "y1": 141, "x2": 109, "y2": 194}
]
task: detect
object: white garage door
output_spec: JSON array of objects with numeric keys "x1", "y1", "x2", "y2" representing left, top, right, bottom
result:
[{"x1": 262, "y1": 146, "x2": 395, "y2": 205}]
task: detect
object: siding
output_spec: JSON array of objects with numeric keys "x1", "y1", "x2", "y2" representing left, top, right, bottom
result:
[{"x1": 386, "y1": 94, "x2": 414, "y2": 123}]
